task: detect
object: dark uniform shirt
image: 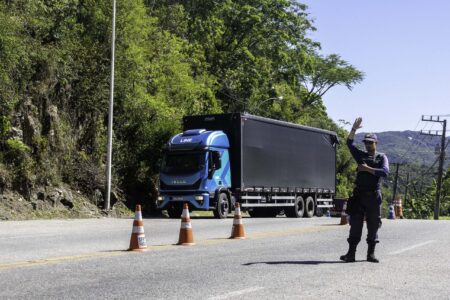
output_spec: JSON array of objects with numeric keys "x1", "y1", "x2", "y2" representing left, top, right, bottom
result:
[{"x1": 347, "y1": 139, "x2": 389, "y2": 192}]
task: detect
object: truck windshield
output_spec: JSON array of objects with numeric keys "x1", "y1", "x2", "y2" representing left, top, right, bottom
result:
[{"x1": 161, "y1": 152, "x2": 205, "y2": 174}]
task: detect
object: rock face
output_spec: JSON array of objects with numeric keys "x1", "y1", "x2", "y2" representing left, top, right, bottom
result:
[
  {"x1": 0, "y1": 168, "x2": 12, "y2": 194},
  {"x1": 29, "y1": 186, "x2": 74, "y2": 210},
  {"x1": 48, "y1": 187, "x2": 74, "y2": 208},
  {"x1": 44, "y1": 105, "x2": 60, "y2": 149},
  {"x1": 93, "y1": 189, "x2": 103, "y2": 206},
  {"x1": 10, "y1": 127, "x2": 23, "y2": 141},
  {"x1": 0, "y1": 90, "x2": 131, "y2": 220},
  {"x1": 19, "y1": 100, "x2": 41, "y2": 146}
]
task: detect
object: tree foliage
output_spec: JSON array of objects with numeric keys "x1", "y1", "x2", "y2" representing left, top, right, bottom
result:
[{"x1": 0, "y1": 0, "x2": 367, "y2": 210}]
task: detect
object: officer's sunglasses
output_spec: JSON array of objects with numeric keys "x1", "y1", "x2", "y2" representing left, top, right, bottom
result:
[{"x1": 364, "y1": 141, "x2": 375, "y2": 145}]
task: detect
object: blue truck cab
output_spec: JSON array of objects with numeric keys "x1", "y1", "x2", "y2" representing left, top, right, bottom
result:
[{"x1": 157, "y1": 129, "x2": 233, "y2": 218}]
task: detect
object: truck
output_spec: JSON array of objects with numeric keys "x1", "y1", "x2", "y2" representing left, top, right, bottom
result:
[{"x1": 157, "y1": 113, "x2": 338, "y2": 219}]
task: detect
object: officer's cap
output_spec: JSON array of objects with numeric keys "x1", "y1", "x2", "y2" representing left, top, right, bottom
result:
[{"x1": 363, "y1": 133, "x2": 378, "y2": 143}]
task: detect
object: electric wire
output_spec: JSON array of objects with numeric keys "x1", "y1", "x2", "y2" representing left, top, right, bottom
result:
[{"x1": 394, "y1": 121, "x2": 435, "y2": 164}]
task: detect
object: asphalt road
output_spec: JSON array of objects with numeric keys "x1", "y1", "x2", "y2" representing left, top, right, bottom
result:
[{"x1": 1, "y1": 216, "x2": 449, "y2": 299}]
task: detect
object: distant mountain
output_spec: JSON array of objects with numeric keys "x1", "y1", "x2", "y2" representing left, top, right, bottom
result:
[{"x1": 355, "y1": 131, "x2": 449, "y2": 167}]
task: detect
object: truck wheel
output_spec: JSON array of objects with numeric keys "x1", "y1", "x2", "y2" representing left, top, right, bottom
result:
[
  {"x1": 304, "y1": 196, "x2": 314, "y2": 218},
  {"x1": 213, "y1": 193, "x2": 229, "y2": 219},
  {"x1": 285, "y1": 196, "x2": 305, "y2": 218},
  {"x1": 167, "y1": 204, "x2": 183, "y2": 219},
  {"x1": 316, "y1": 207, "x2": 324, "y2": 217}
]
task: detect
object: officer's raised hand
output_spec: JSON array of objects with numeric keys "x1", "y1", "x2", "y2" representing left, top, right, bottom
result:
[
  {"x1": 348, "y1": 117, "x2": 362, "y2": 141},
  {"x1": 352, "y1": 117, "x2": 363, "y2": 131}
]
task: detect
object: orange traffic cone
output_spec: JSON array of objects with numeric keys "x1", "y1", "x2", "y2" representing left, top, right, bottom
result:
[
  {"x1": 230, "y1": 202, "x2": 245, "y2": 239},
  {"x1": 396, "y1": 198, "x2": 404, "y2": 219},
  {"x1": 340, "y1": 201, "x2": 348, "y2": 225},
  {"x1": 128, "y1": 204, "x2": 148, "y2": 252},
  {"x1": 177, "y1": 203, "x2": 195, "y2": 246}
]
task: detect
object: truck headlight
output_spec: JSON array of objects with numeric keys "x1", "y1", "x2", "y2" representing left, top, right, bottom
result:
[
  {"x1": 195, "y1": 196, "x2": 204, "y2": 202},
  {"x1": 157, "y1": 196, "x2": 163, "y2": 201}
]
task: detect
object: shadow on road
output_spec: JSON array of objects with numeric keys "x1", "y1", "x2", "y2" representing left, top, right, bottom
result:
[{"x1": 243, "y1": 260, "x2": 352, "y2": 266}]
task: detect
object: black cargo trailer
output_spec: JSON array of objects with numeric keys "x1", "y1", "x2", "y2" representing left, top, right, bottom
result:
[{"x1": 183, "y1": 113, "x2": 338, "y2": 218}]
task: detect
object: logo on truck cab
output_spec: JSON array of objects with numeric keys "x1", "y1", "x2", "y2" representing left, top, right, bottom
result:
[
  {"x1": 172, "y1": 179, "x2": 187, "y2": 184},
  {"x1": 180, "y1": 138, "x2": 193, "y2": 143}
]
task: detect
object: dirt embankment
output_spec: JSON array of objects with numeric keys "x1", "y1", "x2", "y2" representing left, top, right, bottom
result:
[{"x1": 0, "y1": 185, "x2": 132, "y2": 221}]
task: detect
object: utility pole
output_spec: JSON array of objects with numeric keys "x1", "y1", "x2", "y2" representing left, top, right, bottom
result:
[
  {"x1": 404, "y1": 172, "x2": 409, "y2": 209},
  {"x1": 391, "y1": 163, "x2": 401, "y2": 205},
  {"x1": 105, "y1": 0, "x2": 116, "y2": 211},
  {"x1": 421, "y1": 115, "x2": 447, "y2": 220}
]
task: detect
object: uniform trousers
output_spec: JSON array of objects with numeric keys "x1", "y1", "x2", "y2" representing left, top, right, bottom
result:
[{"x1": 347, "y1": 189, "x2": 382, "y2": 245}]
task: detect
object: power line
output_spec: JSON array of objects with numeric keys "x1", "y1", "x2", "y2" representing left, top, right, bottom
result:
[
  {"x1": 394, "y1": 121, "x2": 434, "y2": 164},
  {"x1": 419, "y1": 140, "x2": 450, "y2": 176},
  {"x1": 421, "y1": 115, "x2": 447, "y2": 220}
]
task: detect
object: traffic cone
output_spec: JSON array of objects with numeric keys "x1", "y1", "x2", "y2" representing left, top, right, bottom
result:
[
  {"x1": 397, "y1": 200, "x2": 404, "y2": 219},
  {"x1": 177, "y1": 203, "x2": 195, "y2": 246},
  {"x1": 128, "y1": 204, "x2": 148, "y2": 252},
  {"x1": 230, "y1": 202, "x2": 245, "y2": 239},
  {"x1": 388, "y1": 203, "x2": 396, "y2": 219},
  {"x1": 340, "y1": 201, "x2": 348, "y2": 225}
]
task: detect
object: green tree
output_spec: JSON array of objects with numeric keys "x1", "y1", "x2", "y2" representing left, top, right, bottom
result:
[{"x1": 0, "y1": 0, "x2": 365, "y2": 213}]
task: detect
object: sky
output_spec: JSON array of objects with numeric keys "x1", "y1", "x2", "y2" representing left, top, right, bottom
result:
[{"x1": 301, "y1": 0, "x2": 450, "y2": 133}]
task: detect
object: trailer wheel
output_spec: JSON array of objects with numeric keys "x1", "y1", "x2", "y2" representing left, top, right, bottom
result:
[
  {"x1": 167, "y1": 204, "x2": 183, "y2": 219},
  {"x1": 213, "y1": 193, "x2": 229, "y2": 219},
  {"x1": 285, "y1": 196, "x2": 305, "y2": 218},
  {"x1": 304, "y1": 196, "x2": 314, "y2": 218},
  {"x1": 316, "y1": 207, "x2": 324, "y2": 217}
]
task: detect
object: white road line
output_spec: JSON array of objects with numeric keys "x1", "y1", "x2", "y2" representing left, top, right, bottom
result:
[
  {"x1": 0, "y1": 229, "x2": 130, "y2": 240},
  {"x1": 208, "y1": 287, "x2": 264, "y2": 300},
  {"x1": 389, "y1": 240, "x2": 435, "y2": 255}
]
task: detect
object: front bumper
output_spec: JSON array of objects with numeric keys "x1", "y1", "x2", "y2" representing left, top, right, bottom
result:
[{"x1": 157, "y1": 192, "x2": 210, "y2": 210}]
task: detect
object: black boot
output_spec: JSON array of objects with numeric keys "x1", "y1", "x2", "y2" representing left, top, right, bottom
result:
[
  {"x1": 340, "y1": 242, "x2": 357, "y2": 262},
  {"x1": 367, "y1": 243, "x2": 379, "y2": 263}
]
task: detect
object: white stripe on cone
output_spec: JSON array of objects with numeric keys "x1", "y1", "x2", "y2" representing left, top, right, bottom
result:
[
  {"x1": 182, "y1": 209, "x2": 189, "y2": 218},
  {"x1": 342, "y1": 202, "x2": 347, "y2": 216},
  {"x1": 233, "y1": 218, "x2": 243, "y2": 225},
  {"x1": 132, "y1": 226, "x2": 145, "y2": 234},
  {"x1": 135, "y1": 211, "x2": 142, "y2": 220},
  {"x1": 181, "y1": 222, "x2": 192, "y2": 229}
]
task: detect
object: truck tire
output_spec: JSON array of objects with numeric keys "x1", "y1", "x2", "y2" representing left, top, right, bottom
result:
[
  {"x1": 285, "y1": 196, "x2": 305, "y2": 218},
  {"x1": 213, "y1": 193, "x2": 229, "y2": 219},
  {"x1": 304, "y1": 196, "x2": 315, "y2": 218},
  {"x1": 316, "y1": 207, "x2": 324, "y2": 217},
  {"x1": 167, "y1": 204, "x2": 183, "y2": 219}
]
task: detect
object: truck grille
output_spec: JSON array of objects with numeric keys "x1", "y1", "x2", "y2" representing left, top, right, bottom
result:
[{"x1": 160, "y1": 178, "x2": 202, "y2": 191}]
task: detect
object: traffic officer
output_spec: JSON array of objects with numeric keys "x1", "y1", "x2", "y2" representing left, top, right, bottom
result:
[{"x1": 340, "y1": 117, "x2": 389, "y2": 263}]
